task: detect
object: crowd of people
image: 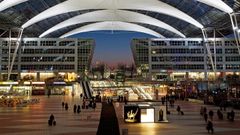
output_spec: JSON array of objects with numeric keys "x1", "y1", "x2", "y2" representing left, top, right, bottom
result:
[{"x1": 199, "y1": 106, "x2": 236, "y2": 134}]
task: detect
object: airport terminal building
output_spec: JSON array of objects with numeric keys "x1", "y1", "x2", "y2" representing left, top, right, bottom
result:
[
  {"x1": 0, "y1": 38, "x2": 95, "y2": 81},
  {"x1": 132, "y1": 38, "x2": 240, "y2": 81}
]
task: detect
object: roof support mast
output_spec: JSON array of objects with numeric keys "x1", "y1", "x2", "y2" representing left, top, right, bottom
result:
[
  {"x1": 229, "y1": 13, "x2": 240, "y2": 55},
  {"x1": 7, "y1": 28, "x2": 24, "y2": 81},
  {"x1": 201, "y1": 28, "x2": 217, "y2": 80}
]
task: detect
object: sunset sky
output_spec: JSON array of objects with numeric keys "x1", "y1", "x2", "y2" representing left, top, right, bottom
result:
[{"x1": 71, "y1": 31, "x2": 155, "y2": 67}]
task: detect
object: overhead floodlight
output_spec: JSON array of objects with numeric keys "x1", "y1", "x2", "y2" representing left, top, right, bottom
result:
[
  {"x1": 39, "y1": 10, "x2": 185, "y2": 38},
  {"x1": 197, "y1": 0, "x2": 233, "y2": 13},
  {"x1": 22, "y1": 0, "x2": 203, "y2": 29},
  {"x1": 0, "y1": 0, "x2": 28, "y2": 12},
  {"x1": 60, "y1": 21, "x2": 164, "y2": 38}
]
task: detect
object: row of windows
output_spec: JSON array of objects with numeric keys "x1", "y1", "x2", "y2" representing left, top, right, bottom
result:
[
  {"x1": 210, "y1": 49, "x2": 222, "y2": 54},
  {"x1": 225, "y1": 49, "x2": 239, "y2": 54},
  {"x1": 137, "y1": 57, "x2": 149, "y2": 62},
  {"x1": 226, "y1": 57, "x2": 240, "y2": 62},
  {"x1": 1, "y1": 65, "x2": 18, "y2": 70},
  {"x1": 78, "y1": 49, "x2": 91, "y2": 54},
  {"x1": 136, "y1": 48, "x2": 148, "y2": 54},
  {"x1": 152, "y1": 49, "x2": 204, "y2": 54},
  {"x1": 152, "y1": 57, "x2": 204, "y2": 62},
  {"x1": 139, "y1": 57, "x2": 225, "y2": 63},
  {"x1": 1, "y1": 57, "x2": 18, "y2": 62},
  {"x1": 2, "y1": 49, "x2": 15, "y2": 54},
  {"x1": 188, "y1": 41, "x2": 202, "y2": 46},
  {"x1": 78, "y1": 57, "x2": 89, "y2": 62},
  {"x1": 150, "y1": 49, "x2": 239, "y2": 54},
  {"x1": 226, "y1": 65, "x2": 240, "y2": 69},
  {"x1": 152, "y1": 64, "x2": 224, "y2": 70},
  {"x1": 135, "y1": 40, "x2": 237, "y2": 47},
  {"x1": 78, "y1": 41, "x2": 93, "y2": 46},
  {"x1": 1, "y1": 41, "x2": 17, "y2": 46},
  {"x1": 21, "y1": 57, "x2": 75, "y2": 62},
  {"x1": 59, "y1": 41, "x2": 75, "y2": 46},
  {"x1": 207, "y1": 65, "x2": 223, "y2": 70},
  {"x1": 21, "y1": 65, "x2": 75, "y2": 70},
  {"x1": 78, "y1": 65, "x2": 87, "y2": 71},
  {"x1": 225, "y1": 41, "x2": 237, "y2": 46},
  {"x1": 21, "y1": 49, "x2": 75, "y2": 54},
  {"x1": 22, "y1": 41, "x2": 38, "y2": 46},
  {"x1": 151, "y1": 41, "x2": 167, "y2": 46},
  {"x1": 40, "y1": 41, "x2": 56, "y2": 46},
  {"x1": 169, "y1": 41, "x2": 185, "y2": 46},
  {"x1": 207, "y1": 41, "x2": 222, "y2": 46},
  {"x1": 152, "y1": 64, "x2": 205, "y2": 70}
]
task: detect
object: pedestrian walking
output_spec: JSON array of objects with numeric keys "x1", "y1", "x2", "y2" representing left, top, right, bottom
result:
[
  {"x1": 206, "y1": 120, "x2": 214, "y2": 134},
  {"x1": 48, "y1": 114, "x2": 56, "y2": 126},
  {"x1": 73, "y1": 104, "x2": 77, "y2": 113},
  {"x1": 77, "y1": 105, "x2": 81, "y2": 113},
  {"x1": 209, "y1": 110, "x2": 214, "y2": 121},
  {"x1": 204, "y1": 113, "x2": 208, "y2": 123},
  {"x1": 217, "y1": 109, "x2": 223, "y2": 120},
  {"x1": 65, "y1": 103, "x2": 69, "y2": 110},
  {"x1": 177, "y1": 106, "x2": 181, "y2": 115}
]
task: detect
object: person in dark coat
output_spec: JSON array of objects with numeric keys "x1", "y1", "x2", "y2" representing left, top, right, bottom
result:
[
  {"x1": 62, "y1": 102, "x2": 65, "y2": 108},
  {"x1": 217, "y1": 109, "x2": 223, "y2": 120},
  {"x1": 49, "y1": 114, "x2": 55, "y2": 126},
  {"x1": 65, "y1": 103, "x2": 69, "y2": 110},
  {"x1": 77, "y1": 105, "x2": 81, "y2": 113},
  {"x1": 206, "y1": 120, "x2": 214, "y2": 134},
  {"x1": 204, "y1": 113, "x2": 208, "y2": 123},
  {"x1": 230, "y1": 110, "x2": 235, "y2": 121},
  {"x1": 73, "y1": 104, "x2": 77, "y2": 113},
  {"x1": 228, "y1": 110, "x2": 235, "y2": 121},
  {"x1": 93, "y1": 102, "x2": 96, "y2": 110},
  {"x1": 177, "y1": 106, "x2": 181, "y2": 115},
  {"x1": 203, "y1": 107, "x2": 207, "y2": 114},
  {"x1": 209, "y1": 110, "x2": 214, "y2": 120}
]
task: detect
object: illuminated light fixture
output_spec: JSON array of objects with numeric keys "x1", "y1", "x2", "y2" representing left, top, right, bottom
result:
[
  {"x1": 32, "y1": 82, "x2": 45, "y2": 84},
  {"x1": 0, "y1": 82, "x2": 18, "y2": 85},
  {"x1": 60, "y1": 21, "x2": 164, "y2": 38},
  {"x1": 39, "y1": 10, "x2": 185, "y2": 38},
  {"x1": 0, "y1": 0, "x2": 28, "y2": 12},
  {"x1": 22, "y1": 0, "x2": 203, "y2": 29},
  {"x1": 197, "y1": 0, "x2": 233, "y2": 13}
]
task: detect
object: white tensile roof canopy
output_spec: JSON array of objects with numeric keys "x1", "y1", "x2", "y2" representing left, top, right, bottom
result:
[{"x1": 0, "y1": 0, "x2": 234, "y2": 38}]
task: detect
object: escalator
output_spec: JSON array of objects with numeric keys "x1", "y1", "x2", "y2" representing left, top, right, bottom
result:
[
  {"x1": 81, "y1": 81, "x2": 89, "y2": 98},
  {"x1": 85, "y1": 81, "x2": 93, "y2": 98}
]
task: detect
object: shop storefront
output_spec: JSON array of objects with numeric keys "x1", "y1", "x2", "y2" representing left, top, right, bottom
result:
[
  {"x1": 47, "y1": 82, "x2": 74, "y2": 95},
  {"x1": 0, "y1": 82, "x2": 32, "y2": 96}
]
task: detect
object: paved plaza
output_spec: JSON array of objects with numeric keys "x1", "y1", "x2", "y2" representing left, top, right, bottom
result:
[
  {"x1": 0, "y1": 96, "x2": 240, "y2": 135},
  {"x1": 115, "y1": 101, "x2": 240, "y2": 135},
  {"x1": 0, "y1": 96, "x2": 101, "y2": 135}
]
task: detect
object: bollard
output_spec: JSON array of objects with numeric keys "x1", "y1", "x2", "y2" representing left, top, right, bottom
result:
[{"x1": 122, "y1": 128, "x2": 128, "y2": 135}]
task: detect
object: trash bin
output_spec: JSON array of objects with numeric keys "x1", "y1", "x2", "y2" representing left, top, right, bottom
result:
[{"x1": 122, "y1": 128, "x2": 128, "y2": 135}]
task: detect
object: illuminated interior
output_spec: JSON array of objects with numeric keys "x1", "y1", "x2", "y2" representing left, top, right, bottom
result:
[{"x1": 141, "y1": 108, "x2": 155, "y2": 123}]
